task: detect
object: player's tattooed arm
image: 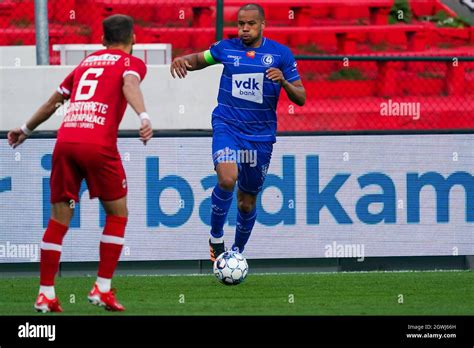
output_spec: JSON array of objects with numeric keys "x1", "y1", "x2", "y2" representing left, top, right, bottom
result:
[
  {"x1": 170, "y1": 51, "x2": 211, "y2": 78},
  {"x1": 7, "y1": 91, "x2": 66, "y2": 148},
  {"x1": 122, "y1": 75, "x2": 153, "y2": 145},
  {"x1": 266, "y1": 68, "x2": 306, "y2": 106}
]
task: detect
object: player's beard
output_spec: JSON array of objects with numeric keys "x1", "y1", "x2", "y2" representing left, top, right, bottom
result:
[{"x1": 242, "y1": 31, "x2": 262, "y2": 47}]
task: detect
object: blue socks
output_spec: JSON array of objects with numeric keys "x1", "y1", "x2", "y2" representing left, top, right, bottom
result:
[
  {"x1": 210, "y1": 184, "x2": 257, "y2": 253},
  {"x1": 232, "y1": 207, "x2": 257, "y2": 253},
  {"x1": 210, "y1": 184, "x2": 234, "y2": 241}
]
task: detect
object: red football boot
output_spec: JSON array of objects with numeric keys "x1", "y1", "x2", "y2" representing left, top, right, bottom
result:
[
  {"x1": 87, "y1": 284, "x2": 125, "y2": 312},
  {"x1": 34, "y1": 293, "x2": 63, "y2": 313}
]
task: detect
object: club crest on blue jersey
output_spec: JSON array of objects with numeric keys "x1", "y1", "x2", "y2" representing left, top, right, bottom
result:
[{"x1": 261, "y1": 54, "x2": 274, "y2": 66}]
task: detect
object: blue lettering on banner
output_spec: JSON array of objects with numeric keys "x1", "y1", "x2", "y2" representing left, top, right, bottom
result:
[
  {"x1": 307, "y1": 156, "x2": 474, "y2": 225},
  {"x1": 356, "y1": 173, "x2": 396, "y2": 224},
  {"x1": 257, "y1": 156, "x2": 296, "y2": 226},
  {"x1": 35, "y1": 153, "x2": 474, "y2": 227},
  {"x1": 306, "y1": 155, "x2": 352, "y2": 224},
  {"x1": 146, "y1": 157, "x2": 194, "y2": 227},
  {"x1": 407, "y1": 171, "x2": 474, "y2": 223},
  {"x1": 0, "y1": 177, "x2": 11, "y2": 193}
]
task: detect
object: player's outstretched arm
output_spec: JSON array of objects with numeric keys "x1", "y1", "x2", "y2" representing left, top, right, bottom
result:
[
  {"x1": 170, "y1": 51, "x2": 211, "y2": 79},
  {"x1": 7, "y1": 91, "x2": 66, "y2": 149},
  {"x1": 122, "y1": 74, "x2": 153, "y2": 145}
]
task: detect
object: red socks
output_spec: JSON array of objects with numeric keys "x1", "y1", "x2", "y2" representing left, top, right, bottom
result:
[
  {"x1": 39, "y1": 215, "x2": 127, "y2": 286},
  {"x1": 40, "y1": 219, "x2": 69, "y2": 286},
  {"x1": 98, "y1": 215, "x2": 127, "y2": 279}
]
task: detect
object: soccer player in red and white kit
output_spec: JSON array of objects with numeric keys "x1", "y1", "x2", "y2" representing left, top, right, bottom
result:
[{"x1": 7, "y1": 14, "x2": 152, "y2": 312}]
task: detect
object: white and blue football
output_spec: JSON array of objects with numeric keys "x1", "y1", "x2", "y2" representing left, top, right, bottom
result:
[{"x1": 213, "y1": 251, "x2": 249, "y2": 285}]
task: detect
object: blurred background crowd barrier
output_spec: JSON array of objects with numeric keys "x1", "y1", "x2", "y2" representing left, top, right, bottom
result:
[{"x1": 1, "y1": 0, "x2": 474, "y2": 132}]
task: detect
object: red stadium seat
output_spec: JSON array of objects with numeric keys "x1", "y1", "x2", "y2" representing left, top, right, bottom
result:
[
  {"x1": 224, "y1": 24, "x2": 427, "y2": 54},
  {"x1": 142, "y1": 27, "x2": 215, "y2": 50},
  {"x1": 0, "y1": 1, "x2": 15, "y2": 23},
  {"x1": 1, "y1": 0, "x2": 473, "y2": 133}
]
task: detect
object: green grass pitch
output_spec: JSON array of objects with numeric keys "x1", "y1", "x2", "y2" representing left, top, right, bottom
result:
[{"x1": 1, "y1": 271, "x2": 472, "y2": 315}]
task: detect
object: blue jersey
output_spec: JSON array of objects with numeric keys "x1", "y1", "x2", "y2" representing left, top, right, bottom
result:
[{"x1": 208, "y1": 37, "x2": 301, "y2": 143}]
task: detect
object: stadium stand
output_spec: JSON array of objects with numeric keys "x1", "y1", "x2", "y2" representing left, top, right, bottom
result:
[
  {"x1": 1, "y1": 0, "x2": 472, "y2": 57},
  {"x1": 0, "y1": 0, "x2": 473, "y2": 132}
]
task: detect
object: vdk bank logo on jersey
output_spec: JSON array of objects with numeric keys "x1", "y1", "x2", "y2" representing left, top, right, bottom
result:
[{"x1": 232, "y1": 73, "x2": 263, "y2": 104}]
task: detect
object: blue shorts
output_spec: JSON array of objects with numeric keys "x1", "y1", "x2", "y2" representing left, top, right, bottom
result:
[{"x1": 212, "y1": 126, "x2": 273, "y2": 195}]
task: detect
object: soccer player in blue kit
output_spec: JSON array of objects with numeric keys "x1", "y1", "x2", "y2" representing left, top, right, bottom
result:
[{"x1": 170, "y1": 3, "x2": 306, "y2": 261}]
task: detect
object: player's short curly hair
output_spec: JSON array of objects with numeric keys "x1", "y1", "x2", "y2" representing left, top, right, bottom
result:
[
  {"x1": 238, "y1": 3, "x2": 265, "y2": 20},
  {"x1": 103, "y1": 14, "x2": 134, "y2": 45}
]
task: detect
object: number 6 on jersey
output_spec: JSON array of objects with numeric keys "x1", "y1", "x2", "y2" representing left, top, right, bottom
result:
[{"x1": 75, "y1": 68, "x2": 104, "y2": 101}]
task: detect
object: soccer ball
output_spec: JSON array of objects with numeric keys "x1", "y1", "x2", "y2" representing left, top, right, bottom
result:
[{"x1": 213, "y1": 250, "x2": 249, "y2": 285}]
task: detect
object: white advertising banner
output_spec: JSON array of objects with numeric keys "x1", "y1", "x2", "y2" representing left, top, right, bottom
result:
[{"x1": 0, "y1": 134, "x2": 473, "y2": 262}]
